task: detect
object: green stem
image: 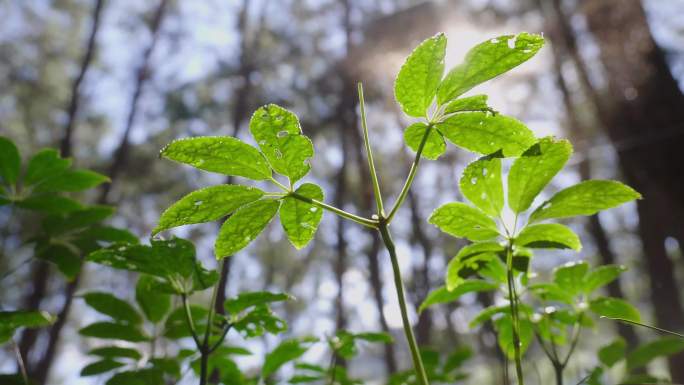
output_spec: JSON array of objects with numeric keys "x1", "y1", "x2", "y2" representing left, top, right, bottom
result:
[
  {"x1": 378, "y1": 223, "x2": 429, "y2": 385},
  {"x1": 605, "y1": 317, "x2": 684, "y2": 338},
  {"x1": 357, "y1": 82, "x2": 384, "y2": 216},
  {"x1": 11, "y1": 337, "x2": 29, "y2": 385},
  {"x1": 386, "y1": 124, "x2": 432, "y2": 223},
  {"x1": 505, "y1": 241, "x2": 525, "y2": 385},
  {"x1": 290, "y1": 192, "x2": 378, "y2": 229},
  {"x1": 199, "y1": 259, "x2": 225, "y2": 385},
  {"x1": 181, "y1": 293, "x2": 201, "y2": 348}
]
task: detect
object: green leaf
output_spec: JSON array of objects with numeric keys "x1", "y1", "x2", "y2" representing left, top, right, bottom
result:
[
  {"x1": 34, "y1": 169, "x2": 109, "y2": 192},
  {"x1": 436, "y1": 113, "x2": 535, "y2": 157},
  {"x1": 83, "y1": 292, "x2": 142, "y2": 324},
  {"x1": 469, "y1": 305, "x2": 509, "y2": 328},
  {"x1": 35, "y1": 244, "x2": 81, "y2": 280},
  {"x1": 590, "y1": 297, "x2": 640, "y2": 323},
  {"x1": 553, "y1": 261, "x2": 589, "y2": 295},
  {"x1": 89, "y1": 346, "x2": 142, "y2": 360},
  {"x1": 429, "y1": 202, "x2": 499, "y2": 241},
  {"x1": 150, "y1": 358, "x2": 181, "y2": 377},
  {"x1": 354, "y1": 332, "x2": 393, "y2": 343},
  {"x1": 215, "y1": 199, "x2": 280, "y2": 258},
  {"x1": 225, "y1": 291, "x2": 292, "y2": 315},
  {"x1": 164, "y1": 306, "x2": 209, "y2": 339},
  {"x1": 106, "y1": 369, "x2": 163, "y2": 385},
  {"x1": 25, "y1": 148, "x2": 71, "y2": 186},
  {"x1": 515, "y1": 223, "x2": 581, "y2": 251},
  {"x1": 42, "y1": 205, "x2": 115, "y2": 235},
  {"x1": 496, "y1": 315, "x2": 534, "y2": 359},
  {"x1": 249, "y1": 104, "x2": 314, "y2": 183},
  {"x1": 437, "y1": 33, "x2": 544, "y2": 103},
  {"x1": 444, "y1": 95, "x2": 493, "y2": 114},
  {"x1": 530, "y1": 180, "x2": 641, "y2": 222},
  {"x1": 508, "y1": 138, "x2": 573, "y2": 213},
  {"x1": 136, "y1": 275, "x2": 171, "y2": 323},
  {"x1": 88, "y1": 238, "x2": 197, "y2": 281},
  {"x1": 404, "y1": 123, "x2": 446, "y2": 160},
  {"x1": 161, "y1": 136, "x2": 271, "y2": 180},
  {"x1": 598, "y1": 338, "x2": 626, "y2": 368},
  {"x1": 0, "y1": 310, "x2": 56, "y2": 343},
  {"x1": 16, "y1": 194, "x2": 83, "y2": 213},
  {"x1": 154, "y1": 185, "x2": 264, "y2": 235},
  {"x1": 81, "y1": 359, "x2": 126, "y2": 376},
  {"x1": 262, "y1": 338, "x2": 315, "y2": 378},
  {"x1": 528, "y1": 283, "x2": 575, "y2": 304},
  {"x1": 79, "y1": 322, "x2": 149, "y2": 342},
  {"x1": 583, "y1": 265, "x2": 627, "y2": 294},
  {"x1": 459, "y1": 153, "x2": 503, "y2": 217},
  {"x1": 419, "y1": 281, "x2": 498, "y2": 312},
  {"x1": 394, "y1": 33, "x2": 446, "y2": 117},
  {"x1": 0, "y1": 137, "x2": 20, "y2": 185},
  {"x1": 446, "y1": 241, "x2": 503, "y2": 290},
  {"x1": 280, "y1": 183, "x2": 324, "y2": 249},
  {"x1": 232, "y1": 305, "x2": 287, "y2": 338},
  {"x1": 627, "y1": 337, "x2": 684, "y2": 370}
]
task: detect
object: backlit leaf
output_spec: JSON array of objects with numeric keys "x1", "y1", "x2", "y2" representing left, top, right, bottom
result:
[
  {"x1": 459, "y1": 153, "x2": 503, "y2": 217},
  {"x1": 83, "y1": 292, "x2": 142, "y2": 324},
  {"x1": 262, "y1": 338, "x2": 315, "y2": 378},
  {"x1": 590, "y1": 297, "x2": 640, "y2": 323},
  {"x1": 437, "y1": 33, "x2": 544, "y2": 103},
  {"x1": 553, "y1": 261, "x2": 589, "y2": 295},
  {"x1": 515, "y1": 223, "x2": 581, "y2": 251},
  {"x1": 25, "y1": 148, "x2": 71, "y2": 186},
  {"x1": 81, "y1": 359, "x2": 126, "y2": 376},
  {"x1": 627, "y1": 337, "x2": 684, "y2": 370},
  {"x1": 34, "y1": 169, "x2": 109, "y2": 192},
  {"x1": 436, "y1": 113, "x2": 535, "y2": 157},
  {"x1": 394, "y1": 33, "x2": 446, "y2": 117},
  {"x1": 154, "y1": 185, "x2": 264, "y2": 235},
  {"x1": 215, "y1": 199, "x2": 280, "y2": 258},
  {"x1": 419, "y1": 281, "x2": 498, "y2": 312},
  {"x1": 161, "y1": 136, "x2": 271, "y2": 180},
  {"x1": 446, "y1": 241, "x2": 503, "y2": 290},
  {"x1": 280, "y1": 183, "x2": 324, "y2": 249},
  {"x1": 404, "y1": 123, "x2": 446, "y2": 160},
  {"x1": 249, "y1": 104, "x2": 313, "y2": 183},
  {"x1": 508, "y1": 138, "x2": 572, "y2": 213},
  {"x1": 583, "y1": 265, "x2": 627, "y2": 294},
  {"x1": 598, "y1": 338, "x2": 626, "y2": 368},
  {"x1": 429, "y1": 202, "x2": 499, "y2": 241},
  {"x1": 79, "y1": 322, "x2": 150, "y2": 342},
  {"x1": 495, "y1": 315, "x2": 534, "y2": 359},
  {"x1": 0, "y1": 310, "x2": 55, "y2": 343},
  {"x1": 225, "y1": 291, "x2": 292, "y2": 315},
  {"x1": 136, "y1": 275, "x2": 171, "y2": 323},
  {"x1": 444, "y1": 95, "x2": 493, "y2": 114},
  {"x1": 89, "y1": 346, "x2": 142, "y2": 360},
  {"x1": 530, "y1": 180, "x2": 641, "y2": 222}
]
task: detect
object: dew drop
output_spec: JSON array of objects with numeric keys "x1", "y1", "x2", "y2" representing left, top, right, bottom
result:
[
  {"x1": 508, "y1": 35, "x2": 518, "y2": 49},
  {"x1": 482, "y1": 168, "x2": 488, "y2": 176},
  {"x1": 471, "y1": 177, "x2": 477, "y2": 185},
  {"x1": 490, "y1": 38, "x2": 499, "y2": 44},
  {"x1": 309, "y1": 207, "x2": 318, "y2": 212},
  {"x1": 371, "y1": 214, "x2": 379, "y2": 220},
  {"x1": 274, "y1": 149, "x2": 283, "y2": 158},
  {"x1": 194, "y1": 200, "x2": 203, "y2": 206},
  {"x1": 277, "y1": 131, "x2": 288, "y2": 138},
  {"x1": 275, "y1": 115, "x2": 284, "y2": 121}
]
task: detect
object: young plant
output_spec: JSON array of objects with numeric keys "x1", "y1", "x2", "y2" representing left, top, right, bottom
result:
[
  {"x1": 155, "y1": 32, "x2": 545, "y2": 385},
  {"x1": 421, "y1": 136, "x2": 641, "y2": 384}
]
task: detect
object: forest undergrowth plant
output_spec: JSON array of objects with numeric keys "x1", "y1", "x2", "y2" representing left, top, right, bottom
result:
[
  {"x1": 151, "y1": 32, "x2": 548, "y2": 385},
  {"x1": 419, "y1": 136, "x2": 641, "y2": 385}
]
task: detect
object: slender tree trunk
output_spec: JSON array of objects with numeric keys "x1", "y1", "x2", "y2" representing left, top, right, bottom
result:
[
  {"x1": 539, "y1": 0, "x2": 639, "y2": 347},
  {"x1": 580, "y1": 0, "x2": 684, "y2": 380},
  {"x1": 18, "y1": 0, "x2": 106, "y2": 375}
]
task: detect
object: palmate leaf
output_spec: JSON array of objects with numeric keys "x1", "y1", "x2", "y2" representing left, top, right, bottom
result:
[
  {"x1": 446, "y1": 241, "x2": 504, "y2": 290},
  {"x1": 0, "y1": 136, "x2": 21, "y2": 185},
  {"x1": 590, "y1": 297, "x2": 641, "y2": 323},
  {"x1": 508, "y1": 137, "x2": 572, "y2": 213},
  {"x1": 232, "y1": 305, "x2": 288, "y2": 338},
  {"x1": 583, "y1": 265, "x2": 627, "y2": 294},
  {"x1": 495, "y1": 315, "x2": 534, "y2": 360},
  {"x1": 404, "y1": 123, "x2": 446, "y2": 160},
  {"x1": 514, "y1": 223, "x2": 581, "y2": 251},
  {"x1": 25, "y1": 148, "x2": 71, "y2": 186},
  {"x1": 530, "y1": 180, "x2": 641, "y2": 222},
  {"x1": 83, "y1": 292, "x2": 142, "y2": 325},
  {"x1": 249, "y1": 104, "x2": 314, "y2": 183},
  {"x1": 443, "y1": 95, "x2": 493, "y2": 114},
  {"x1": 161, "y1": 136, "x2": 272, "y2": 180},
  {"x1": 153, "y1": 184, "x2": 264, "y2": 235},
  {"x1": 553, "y1": 261, "x2": 589, "y2": 296},
  {"x1": 419, "y1": 281, "x2": 498, "y2": 312},
  {"x1": 459, "y1": 153, "x2": 503, "y2": 217},
  {"x1": 429, "y1": 202, "x2": 499, "y2": 241},
  {"x1": 280, "y1": 183, "x2": 324, "y2": 249},
  {"x1": 436, "y1": 113, "x2": 535, "y2": 157},
  {"x1": 394, "y1": 33, "x2": 446, "y2": 118},
  {"x1": 437, "y1": 33, "x2": 544, "y2": 104},
  {"x1": 262, "y1": 338, "x2": 316, "y2": 379},
  {"x1": 215, "y1": 199, "x2": 280, "y2": 258}
]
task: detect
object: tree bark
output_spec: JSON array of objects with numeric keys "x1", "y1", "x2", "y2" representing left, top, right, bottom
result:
[{"x1": 580, "y1": 0, "x2": 684, "y2": 379}]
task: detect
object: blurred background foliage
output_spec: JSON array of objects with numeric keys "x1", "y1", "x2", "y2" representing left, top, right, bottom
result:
[{"x1": 1, "y1": 0, "x2": 683, "y2": 384}]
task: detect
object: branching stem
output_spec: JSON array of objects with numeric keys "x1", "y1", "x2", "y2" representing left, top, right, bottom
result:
[
  {"x1": 505, "y1": 240, "x2": 525, "y2": 385},
  {"x1": 358, "y1": 82, "x2": 384, "y2": 216}
]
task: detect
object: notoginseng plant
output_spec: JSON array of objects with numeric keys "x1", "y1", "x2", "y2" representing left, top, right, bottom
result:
[
  {"x1": 154, "y1": 32, "x2": 546, "y2": 385},
  {"x1": 420, "y1": 136, "x2": 641, "y2": 384}
]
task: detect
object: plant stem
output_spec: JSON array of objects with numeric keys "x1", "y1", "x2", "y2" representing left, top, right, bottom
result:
[
  {"x1": 386, "y1": 124, "x2": 432, "y2": 223},
  {"x1": 605, "y1": 317, "x2": 684, "y2": 338},
  {"x1": 290, "y1": 192, "x2": 378, "y2": 229},
  {"x1": 199, "y1": 259, "x2": 225, "y2": 385},
  {"x1": 378, "y1": 223, "x2": 429, "y2": 385},
  {"x1": 553, "y1": 362, "x2": 563, "y2": 385},
  {"x1": 12, "y1": 337, "x2": 29, "y2": 385},
  {"x1": 181, "y1": 293, "x2": 202, "y2": 348},
  {"x1": 505, "y1": 241, "x2": 525, "y2": 385},
  {"x1": 357, "y1": 82, "x2": 384, "y2": 216}
]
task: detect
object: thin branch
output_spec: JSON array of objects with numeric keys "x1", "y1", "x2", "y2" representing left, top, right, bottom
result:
[{"x1": 357, "y1": 82, "x2": 384, "y2": 216}]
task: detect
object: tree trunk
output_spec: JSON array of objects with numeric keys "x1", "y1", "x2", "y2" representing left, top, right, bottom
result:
[{"x1": 581, "y1": 0, "x2": 684, "y2": 379}]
